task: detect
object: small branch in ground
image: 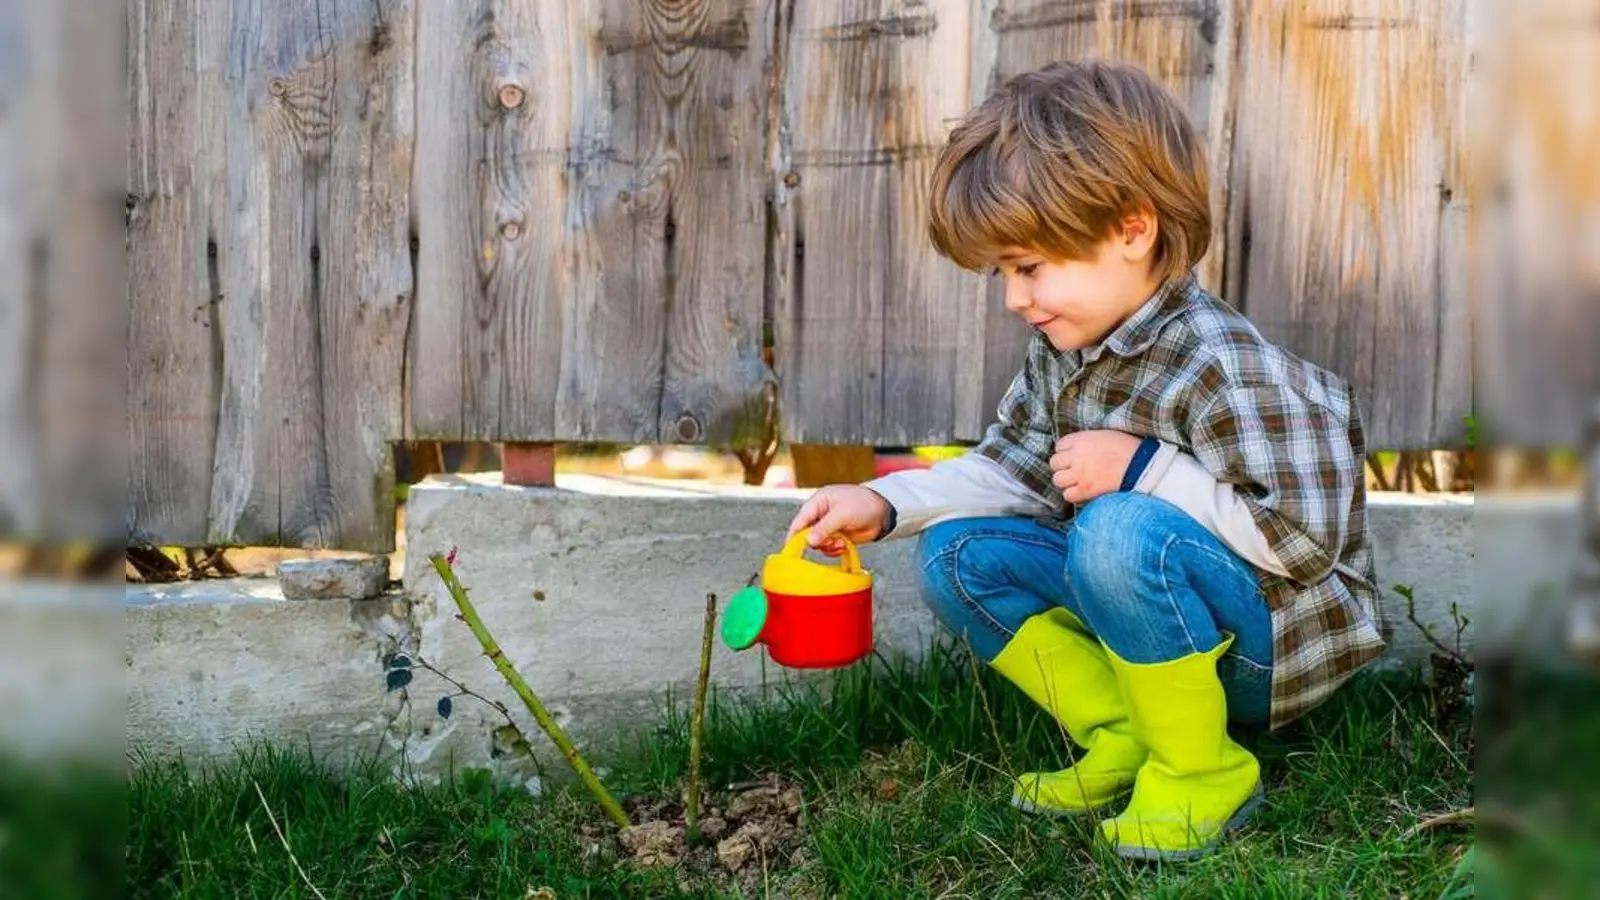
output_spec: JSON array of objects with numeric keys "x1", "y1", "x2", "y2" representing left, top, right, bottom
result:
[
  {"x1": 1395, "y1": 584, "x2": 1472, "y2": 668},
  {"x1": 184, "y1": 546, "x2": 237, "y2": 579},
  {"x1": 429, "y1": 551, "x2": 631, "y2": 829},
  {"x1": 686, "y1": 591, "x2": 718, "y2": 845},
  {"x1": 126, "y1": 546, "x2": 182, "y2": 582},
  {"x1": 413, "y1": 657, "x2": 519, "y2": 724},
  {"x1": 1402, "y1": 806, "x2": 1474, "y2": 839}
]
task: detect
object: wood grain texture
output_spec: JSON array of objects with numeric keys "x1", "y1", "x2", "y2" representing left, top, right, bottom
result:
[
  {"x1": 128, "y1": 0, "x2": 221, "y2": 546},
  {"x1": 129, "y1": 0, "x2": 413, "y2": 550},
  {"x1": 1473, "y1": 0, "x2": 1598, "y2": 446},
  {"x1": 0, "y1": 3, "x2": 122, "y2": 544},
  {"x1": 1231, "y1": 0, "x2": 1462, "y2": 449},
  {"x1": 777, "y1": 0, "x2": 985, "y2": 445},
  {"x1": 0, "y1": 2, "x2": 44, "y2": 537},
  {"x1": 624, "y1": 0, "x2": 772, "y2": 446},
  {"x1": 411, "y1": 0, "x2": 769, "y2": 445},
  {"x1": 1432, "y1": 0, "x2": 1471, "y2": 445},
  {"x1": 37, "y1": 2, "x2": 125, "y2": 543},
  {"x1": 122, "y1": 0, "x2": 1488, "y2": 552},
  {"x1": 978, "y1": 0, "x2": 1232, "y2": 433}
]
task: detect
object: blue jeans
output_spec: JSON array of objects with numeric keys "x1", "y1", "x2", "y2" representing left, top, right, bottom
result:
[{"x1": 917, "y1": 493, "x2": 1275, "y2": 725}]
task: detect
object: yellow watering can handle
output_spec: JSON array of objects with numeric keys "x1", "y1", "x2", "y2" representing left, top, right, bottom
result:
[{"x1": 783, "y1": 528, "x2": 863, "y2": 575}]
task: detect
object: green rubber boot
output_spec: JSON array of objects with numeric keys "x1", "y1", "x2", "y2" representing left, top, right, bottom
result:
[
  {"x1": 991, "y1": 609, "x2": 1147, "y2": 816},
  {"x1": 1096, "y1": 637, "x2": 1265, "y2": 861}
]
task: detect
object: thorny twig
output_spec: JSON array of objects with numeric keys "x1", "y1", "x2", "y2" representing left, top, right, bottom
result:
[
  {"x1": 1395, "y1": 584, "x2": 1473, "y2": 668},
  {"x1": 430, "y1": 550, "x2": 630, "y2": 829},
  {"x1": 413, "y1": 657, "x2": 514, "y2": 720}
]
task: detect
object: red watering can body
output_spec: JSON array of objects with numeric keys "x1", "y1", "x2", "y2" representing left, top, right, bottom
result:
[{"x1": 721, "y1": 529, "x2": 874, "y2": 669}]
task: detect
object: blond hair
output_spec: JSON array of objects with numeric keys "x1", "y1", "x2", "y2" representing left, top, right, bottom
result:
[{"x1": 928, "y1": 60, "x2": 1211, "y2": 283}]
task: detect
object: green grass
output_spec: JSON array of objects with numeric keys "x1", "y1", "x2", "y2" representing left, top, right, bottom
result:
[
  {"x1": 0, "y1": 757, "x2": 124, "y2": 900},
  {"x1": 125, "y1": 644, "x2": 1476, "y2": 898}
]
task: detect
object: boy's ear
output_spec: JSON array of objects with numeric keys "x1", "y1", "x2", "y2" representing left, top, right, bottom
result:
[{"x1": 1117, "y1": 210, "x2": 1159, "y2": 263}]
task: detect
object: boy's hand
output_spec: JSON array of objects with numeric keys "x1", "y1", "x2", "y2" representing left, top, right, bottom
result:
[
  {"x1": 786, "y1": 485, "x2": 892, "y2": 557},
  {"x1": 1051, "y1": 430, "x2": 1141, "y2": 504}
]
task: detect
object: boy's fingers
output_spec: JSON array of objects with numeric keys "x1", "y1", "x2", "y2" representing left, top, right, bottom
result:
[
  {"x1": 808, "y1": 511, "x2": 841, "y2": 547},
  {"x1": 787, "y1": 497, "x2": 824, "y2": 537}
]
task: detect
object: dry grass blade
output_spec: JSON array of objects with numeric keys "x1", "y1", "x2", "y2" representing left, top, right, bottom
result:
[
  {"x1": 253, "y1": 781, "x2": 330, "y2": 900},
  {"x1": 1403, "y1": 806, "x2": 1474, "y2": 839}
]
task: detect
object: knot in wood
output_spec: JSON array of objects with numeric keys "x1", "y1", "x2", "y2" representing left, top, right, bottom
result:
[
  {"x1": 500, "y1": 222, "x2": 523, "y2": 241},
  {"x1": 674, "y1": 415, "x2": 703, "y2": 442},
  {"x1": 782, "y1": 171, "x2": 801, "y2": 189},
  {"x1": 497, "y1": 83, "x2": 526, "y2": 110},
  {"x1": 268, "y1": 78, "x2": 287, "y2": 98}
]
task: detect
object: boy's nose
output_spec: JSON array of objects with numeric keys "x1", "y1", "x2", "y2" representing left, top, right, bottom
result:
[{"x1": 1003, "y1": 278, "x2": 1032, "y2": 314}]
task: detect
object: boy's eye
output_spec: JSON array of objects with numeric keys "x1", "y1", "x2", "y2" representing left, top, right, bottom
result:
[{"x1": 1016, "y1": 263, "x2": 1040, "y2": 277}]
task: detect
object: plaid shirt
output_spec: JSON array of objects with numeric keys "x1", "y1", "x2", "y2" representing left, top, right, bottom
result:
[{"x1": 976, "y1": 271, "x2": 1389, "y2": 729}]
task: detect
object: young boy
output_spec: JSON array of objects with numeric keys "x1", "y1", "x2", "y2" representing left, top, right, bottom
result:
[{"x1": 785, "y1": 60, "x2": 1388, "y2": 862}]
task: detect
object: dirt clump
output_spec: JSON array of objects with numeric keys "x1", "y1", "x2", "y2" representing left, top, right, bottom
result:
[{"x1": 614, "y1": 772, "x2": 812, "y2": 893}]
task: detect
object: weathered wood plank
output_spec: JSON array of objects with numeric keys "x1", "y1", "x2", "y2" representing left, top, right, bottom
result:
[
  {"x1": 128, "y1": 0, "x2": 222, "y2": 546},
  {"x1": 1231, "y1": 0, "x2": 1460, "y2": 449},
  {"x1": 1432, "y1": 0, "x2": 1472, "y2": 445},
  {"x1": 1473, "y1": 1, "x2": 1598, "y2": 446},
  {"x1": 216, "y1": 0, "x2": 412, "y2": 550},
  {"x1": 0, "y1": 3, "x2": 123, "y2": 545},
  {"x1": 956, "y1": 0, "x2": 1004, "y2": 442},
  {"x1": 412, "y1": 0, "x2": 570, "y2": 441},
  {"x1": 0, "y1": 3, "x2": 41, "y2": 538},
  {"x1": 977, "y1": 0, "x2": 1233, "y2": 437},
  {"x1": 624, "y1": 1, "x2": 773, "y2": 445},
  {"x1": 412, "y1": 1, "x2": 769, "y2": 445},
  {"x1": 130, "y1": 0, "x2": 413, "y2": 550},
  {"x1": 39, "y1": 3, "x2": 125, "y2": 544},
  {"x1": 777, "y1": 1, "x2": 983, "y2": 445}
]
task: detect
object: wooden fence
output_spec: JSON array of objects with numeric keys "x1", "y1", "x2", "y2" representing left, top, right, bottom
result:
[{"x1": 113, "y1": 1, "x2": 1493, "y2": 550}]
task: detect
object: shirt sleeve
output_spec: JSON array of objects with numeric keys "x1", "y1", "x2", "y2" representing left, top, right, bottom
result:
[
  {"x1": 864, "y1": 453, "x2": 1057, "y2": 540},
  {"x1": 1188, "y1": 384, "x2": 1361, "y2": 585}
]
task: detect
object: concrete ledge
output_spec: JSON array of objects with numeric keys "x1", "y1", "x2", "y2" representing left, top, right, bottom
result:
[
  {"x1": 119, "y1": 475, "x2": 1503, "y2": 784},
  {"x1": 2, "y1": 583, "x2": 121, "y2": 767},
  {"x1": 125, "y1": 579, "x2": 414, "y2": 770}
]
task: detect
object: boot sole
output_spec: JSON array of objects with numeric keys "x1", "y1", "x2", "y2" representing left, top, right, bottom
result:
[
  {"x1": 1010, "y1": 786, "x2": 1132, "y2": 818},
  {"x1": 1011, "y1": 791, "x2": 1126, "y2": 813},
  {"x1": 1110, "y1": 782, "x2": 1265, "y2": 863}
]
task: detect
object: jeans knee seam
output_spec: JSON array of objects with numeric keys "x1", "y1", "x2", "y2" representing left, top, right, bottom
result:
[
  {"x1": 921, "y1": 535, "x2": 1034, "y2": 645},
  {"x1": 1157, "y1": 534, "x2": 1204, "y2": 656},
  {"x1": 948, "y1": 538, "x2": 1022, "y2": 644},
  {"x1": 1171, "y1": 537, "x2": 1266, "y2": 596}
]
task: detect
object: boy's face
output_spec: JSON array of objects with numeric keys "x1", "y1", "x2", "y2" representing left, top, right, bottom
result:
[{"x1": 990, "y1": 218, "x2": 1162, "y2": 352}]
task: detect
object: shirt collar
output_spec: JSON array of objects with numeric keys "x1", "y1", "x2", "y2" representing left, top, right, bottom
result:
[{"x1": 1083, "y1": 270, "x2": 1198, "y2": 362}]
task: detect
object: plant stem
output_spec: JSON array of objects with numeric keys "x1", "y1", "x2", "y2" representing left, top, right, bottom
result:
[
  {"x1": 686, "y1": 592, "x2": 717, "y2": 845},
  {"x1": 428, "y1": 552, "x2": 631, "y2": 829}
]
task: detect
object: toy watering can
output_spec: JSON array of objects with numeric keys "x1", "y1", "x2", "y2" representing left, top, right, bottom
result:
[{"x1": 720, "y1": 529, "x2": 874, "y2": 668}]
